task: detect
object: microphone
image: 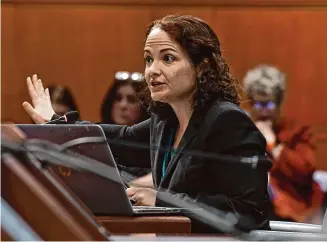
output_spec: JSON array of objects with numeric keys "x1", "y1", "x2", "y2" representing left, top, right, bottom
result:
[
  {"x1": 45, "y1": 111, "x2": 80, "y2": 124},
  {"x1": 240, "y1": 156, "x2": 272, "y2": 170},
  {"x1": 104, "y1": 137, "x2": 272, "y2": 170}
]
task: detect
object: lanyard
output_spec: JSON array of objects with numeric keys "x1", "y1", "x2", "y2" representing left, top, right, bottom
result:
[{"x1": 161, "y1": 128, "x2": 175, "y2": 179}]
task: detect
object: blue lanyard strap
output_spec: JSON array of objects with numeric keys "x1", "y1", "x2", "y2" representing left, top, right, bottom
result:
[{"x1": 161, "y1": 128, "x2": 175, "y2": 179}]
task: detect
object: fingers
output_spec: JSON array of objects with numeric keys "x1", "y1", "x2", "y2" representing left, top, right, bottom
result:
[
  {"x1": 33, "y1": 74, "x2": 46, "y2": 97},
  {"x1": 45, "y1": 88, "x2": 52, "y2": 103},
  {"x1": 22, "y1": 102, "x2": 45, "y2": 124},
  {"x1": 126, "y1": 188, "x2": 156, "y2": 206},
  {"x1": 27, "y1": 74, "x2": 48, "y2": 108},
  {"x1": 32, "y1": 74, "x2": 40, "y2": 94},
  {"x1": 126, "y1": 188, "x2": 142, "y2": 205},
  {"x1": 26, "y1": 76, "x2": 38, "y2": 106},
  {"x1": 32, "y1": 73, "x2": 38, "y2": 83},
  {"x1": 133, "y1": 197, "x2": 143, "y2": 206},
  {"x1": 126, "y1": 187, "x2": 137, "y2": 197}
]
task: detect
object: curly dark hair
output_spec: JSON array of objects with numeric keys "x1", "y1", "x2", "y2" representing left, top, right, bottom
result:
[{"x1": 138, "y1": 15, "x2": 241, "y2": 116}]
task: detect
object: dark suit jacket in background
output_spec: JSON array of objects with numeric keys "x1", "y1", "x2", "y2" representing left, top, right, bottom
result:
[{"x1": 97, "y1": 99, "x2": 271, "y2": 233}]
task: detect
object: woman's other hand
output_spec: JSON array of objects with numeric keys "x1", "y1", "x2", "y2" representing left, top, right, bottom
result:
[
  {"x1": 255, "y1": 120, "x2": 276, "y2": 147},
  {"x1": 126, "y1": 187, "x2": 157, "y2": 206},
  {"x1": 22, "y1": 74, "x2": 56, "y2": 123}
]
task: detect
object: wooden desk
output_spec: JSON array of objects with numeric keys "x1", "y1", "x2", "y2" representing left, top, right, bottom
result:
[
  {"x1": 1, "y1": 154, "x2": 94, "y2": 240},
  {"x1": 97, "y1": 216, "x2": 191, "y2": 234}
]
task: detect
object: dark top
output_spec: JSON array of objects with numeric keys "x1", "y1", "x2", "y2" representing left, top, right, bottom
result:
[{"x1": 53, "y1": 99, "x2": 271, "y2": 233}]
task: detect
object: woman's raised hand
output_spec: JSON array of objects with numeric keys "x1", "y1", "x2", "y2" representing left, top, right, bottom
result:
[{"x1": 22, "y1": 74, "x2": 56, "y2": 124}]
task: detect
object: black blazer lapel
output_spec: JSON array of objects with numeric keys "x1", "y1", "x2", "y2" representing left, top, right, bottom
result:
[
  {"x1": 151, "y1": 119, "x2": 168, "y2": 187},
  {"x1": 160, "y1": 110, "x2": 204, "y2": 185}
]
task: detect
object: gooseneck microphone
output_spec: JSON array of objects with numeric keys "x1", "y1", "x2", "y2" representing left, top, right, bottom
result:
[{"x1": 45, "y1": 111, "x2": 80, "y2": 124}]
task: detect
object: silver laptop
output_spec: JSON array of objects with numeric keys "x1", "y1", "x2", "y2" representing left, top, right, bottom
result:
[{"x1": 16, "y1": 124, "x2": 190, "y2": 216}]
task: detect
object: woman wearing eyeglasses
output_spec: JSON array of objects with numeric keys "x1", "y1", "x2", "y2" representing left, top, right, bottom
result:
[
  {"x1": 243, "y1": 65, "x2": 324, "y2": 223},
  {"x1": 22, "y1": 15, "x2": 271, "y2": 233}
]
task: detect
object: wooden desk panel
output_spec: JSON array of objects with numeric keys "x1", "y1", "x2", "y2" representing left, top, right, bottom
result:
[
  {"x1": 1, "y1": 154, "x2": 93, "y2": 240},
  {"x1": 97, "y1": 216, "x2": 191, "y2": 234}
]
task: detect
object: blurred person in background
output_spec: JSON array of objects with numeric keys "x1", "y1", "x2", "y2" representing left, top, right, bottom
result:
[
  {"x1": 243, "y1": 64, "x2": 324, "y2": 223},
  {"x1": 48, "y1": 85, "x2": 79, "y2": 116},
  {"x1": 101, "y1": 71, "x2": 148, "y2": 125},
  {"x1": 100, "y1": 71, "x2": 151, "y2": 186}
]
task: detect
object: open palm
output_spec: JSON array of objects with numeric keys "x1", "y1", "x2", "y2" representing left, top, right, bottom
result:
[{"x1": 22, "y1": 74, "x2": 55, "y2": 124}]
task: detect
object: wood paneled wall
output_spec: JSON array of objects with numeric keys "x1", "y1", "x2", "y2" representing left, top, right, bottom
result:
[
  {"x1": 2, "y1": 1, "x2": 327, "y2": 167},
  {"x1": 2, "y1": 1, "x2": 327, "y2": 168},
  {"x1": 1, "y1": 1, "x2": 156, "y2": 123},
  {"x1": 2, "y1": 0, "x2": 327, "y2": 125}
]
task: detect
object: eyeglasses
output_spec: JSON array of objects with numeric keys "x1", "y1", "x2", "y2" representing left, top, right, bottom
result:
[
  {"x1": 115, "y1": 71, "x2": 143, "y2": 82},
  {"x1": 253, "y1": 100, "x2": 276, "y2": 110}
]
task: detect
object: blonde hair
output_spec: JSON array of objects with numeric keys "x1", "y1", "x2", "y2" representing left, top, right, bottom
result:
[{"x1": 243, "y1": 65, "x2": 286, "y2": 105}]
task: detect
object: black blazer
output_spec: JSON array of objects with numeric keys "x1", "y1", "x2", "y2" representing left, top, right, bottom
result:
[{"x1": 98, "y1": 99, "x2": 271, "y2": 233}]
